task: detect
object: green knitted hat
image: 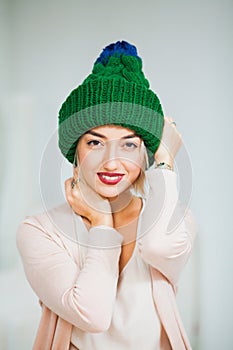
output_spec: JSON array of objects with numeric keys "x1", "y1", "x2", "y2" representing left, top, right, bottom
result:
[{"x1": 58, "y1": 40, "x2": 164, "y2": 166}]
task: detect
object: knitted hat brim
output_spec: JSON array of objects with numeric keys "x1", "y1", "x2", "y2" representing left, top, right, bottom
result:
[{"x1": 59, "y1": 101, "x2": 164, "y2": 167}]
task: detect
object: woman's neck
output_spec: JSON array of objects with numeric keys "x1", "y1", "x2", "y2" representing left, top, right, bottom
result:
[
  {"x1": 108, "y1": 191, "x2": 142, "y2": 226},
  {"x1": 108, "y1": 190, "x2": 133, "y2": 213}
]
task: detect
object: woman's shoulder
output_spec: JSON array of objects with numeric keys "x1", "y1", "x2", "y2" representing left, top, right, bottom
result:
[
  {"x1": 21, "y1": 202, "x2": 71, "y2": 226},
  {"x1": 17, "y1": 202, "x2": 77, "y2": 244},
  {"x1": 16, "y1": 202, "x2": 80, "y2": 268}
]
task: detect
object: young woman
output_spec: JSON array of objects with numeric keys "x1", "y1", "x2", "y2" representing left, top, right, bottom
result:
[{"x1": 16, "y1": 41, "x2": 197, "y2": 350}]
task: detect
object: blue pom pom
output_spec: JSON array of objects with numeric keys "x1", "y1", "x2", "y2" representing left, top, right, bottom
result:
[{"x1": 95, "y1": 40, "x2": 140, "y2": 65}]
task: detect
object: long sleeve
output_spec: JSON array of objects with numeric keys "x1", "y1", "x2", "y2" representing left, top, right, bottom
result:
[
  {"x1": 138, "y1": 168, "x2": 198, "y2": 287},
  {"x1": 16, "y1": 214, "x2": 123, "y2": 333}
]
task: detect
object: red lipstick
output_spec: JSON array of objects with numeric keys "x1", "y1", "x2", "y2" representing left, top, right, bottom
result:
[{"x1": 97, "y1": 172, "x2": 124, "y2": 185}]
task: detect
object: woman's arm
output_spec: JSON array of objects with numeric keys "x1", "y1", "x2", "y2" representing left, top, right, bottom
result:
[
  {"x1": 16, "y1": 216, "x2": 122, "y2": 333},
  {"x1": 138, "y1": 116, "x2": 198, "y2": 286},
  {"x1": 138, "y1": 168, "x2": 198, "y2": 287}
]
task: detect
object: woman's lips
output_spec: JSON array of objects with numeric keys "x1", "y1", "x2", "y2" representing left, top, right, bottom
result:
[{"x1": 97, "y1": 172, "x2": 124, "y2": 185}]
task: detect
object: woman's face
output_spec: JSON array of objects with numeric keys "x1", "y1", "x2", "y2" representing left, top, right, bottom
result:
[{"x1": 76, "y1": 125, "x2": 144, "y2": 199}]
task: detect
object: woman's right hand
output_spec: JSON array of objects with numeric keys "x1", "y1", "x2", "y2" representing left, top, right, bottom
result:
[{"x1": 65, "y1": 174, "x2": 113, "y2": 228}]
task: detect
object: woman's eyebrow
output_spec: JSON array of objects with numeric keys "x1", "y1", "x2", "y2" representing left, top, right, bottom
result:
[
  {"x1": 122, "y1": 134, "x2": 139, "y2": 139},
  {"x1": 84, "y1": 130, "x2": 139, "y2": 140},
  {"x1": 84, "y1": 130, "x2": 107, "y2": 139}
]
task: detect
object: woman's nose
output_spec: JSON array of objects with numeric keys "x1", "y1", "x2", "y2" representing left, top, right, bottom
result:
[{"x1": 102, "y1": 141, "x2": 121, "y2": 171}]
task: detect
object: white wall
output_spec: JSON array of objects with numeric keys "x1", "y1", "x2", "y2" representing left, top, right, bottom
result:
[{"x1": 0, "y1": 0, "x2": 232, "y2": 349}]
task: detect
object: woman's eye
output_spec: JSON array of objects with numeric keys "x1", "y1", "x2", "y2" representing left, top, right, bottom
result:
[
  {"x1": 123, "y1": 142, "x2": 138, "y2": 149},
  {"x1": 86, "y1": 140, "x2": 103, "y2": 147}
]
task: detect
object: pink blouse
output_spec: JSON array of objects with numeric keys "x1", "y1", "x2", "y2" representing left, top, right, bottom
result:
[{"x1": 16, "y1": 168, "x2": 198, "y2": 349}]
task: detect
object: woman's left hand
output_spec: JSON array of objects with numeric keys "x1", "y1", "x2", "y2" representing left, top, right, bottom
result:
[{"x1": 154, "y1": 116, "x2": 182, "y2": 168}]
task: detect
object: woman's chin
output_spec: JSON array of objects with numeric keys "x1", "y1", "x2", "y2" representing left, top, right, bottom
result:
[
  {"x1": 97, "y1": 188, "x2": 121, "y2": 200},
  {"x1": 96, "y1": 184, "x2": 129, "y2": 200}
]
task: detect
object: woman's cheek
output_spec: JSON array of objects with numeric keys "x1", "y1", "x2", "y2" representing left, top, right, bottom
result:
[
  {"x1": 125, "y1": 153, "x2": 143, "y2": 170},
  {"x1": 79, "y1": 154, "x2": 101, "y2": 185}
]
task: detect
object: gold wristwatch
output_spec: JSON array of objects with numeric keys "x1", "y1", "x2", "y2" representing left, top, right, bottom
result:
[{"x1": 155, "y1": 162, "x2": 173, "y2": 171}]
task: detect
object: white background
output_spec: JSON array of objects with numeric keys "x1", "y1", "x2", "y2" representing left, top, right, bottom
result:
[{"x1": 0, "y1": 0, "x2": 232, "y2": 349}]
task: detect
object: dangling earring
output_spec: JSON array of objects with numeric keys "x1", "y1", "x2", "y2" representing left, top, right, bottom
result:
[{"x1": 71, "y1": 177, "x2": 80, "y2": 189}]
